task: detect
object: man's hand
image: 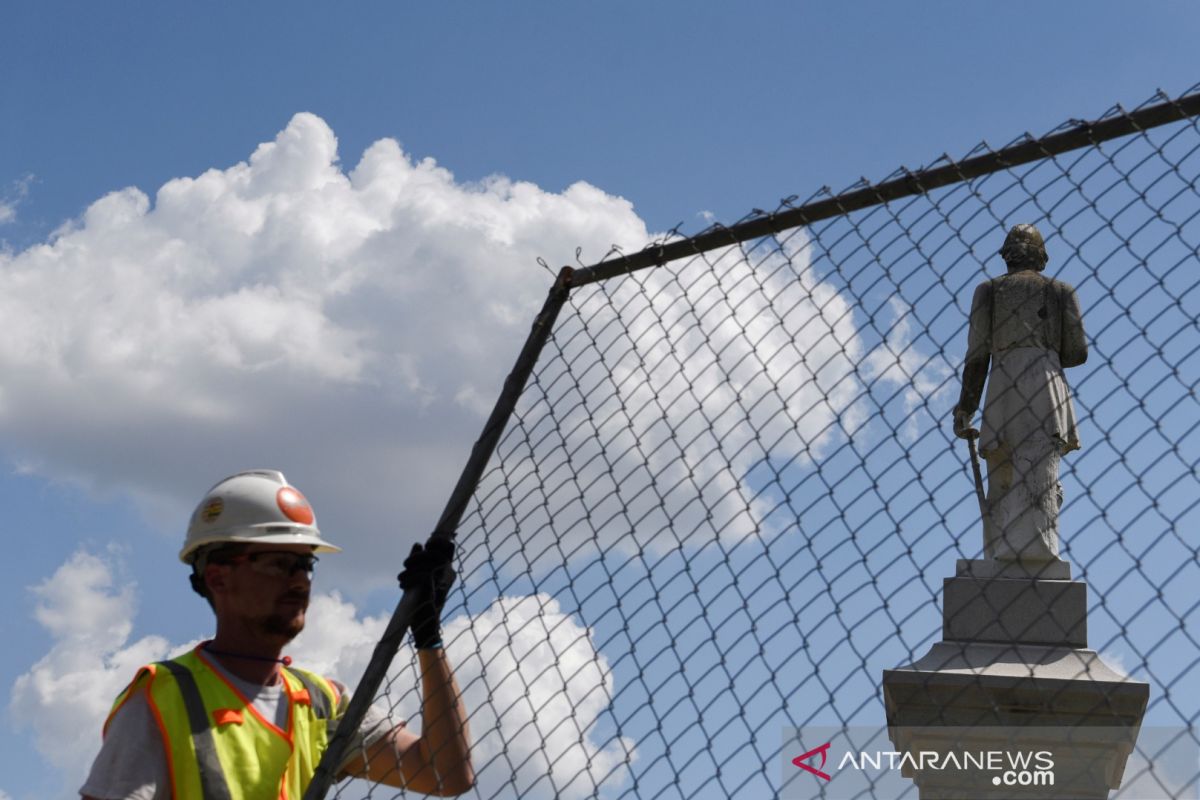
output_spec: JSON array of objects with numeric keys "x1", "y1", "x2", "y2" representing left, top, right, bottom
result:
[
  {"x1": 398, "y1": 538, "x2": 456, "y2": 650},
  {"x1": 953, "y1": 406, "x2": 979, "y2": 440}
]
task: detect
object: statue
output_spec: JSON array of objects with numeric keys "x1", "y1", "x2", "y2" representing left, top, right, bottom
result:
[
  {"x1": 953, "y1": 224, "x2": 1087, "y2": 564},
  {"x1": 884, "y1": 224, "x2": 1146, "y2": 800}
]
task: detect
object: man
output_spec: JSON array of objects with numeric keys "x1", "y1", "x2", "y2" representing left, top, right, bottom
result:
[
  {"x1": 81, "y1": 470, "x2": 474, "y2": 799},
  {"x1": 953, "y1": 224, "x2": 1088, "y2": 563}
]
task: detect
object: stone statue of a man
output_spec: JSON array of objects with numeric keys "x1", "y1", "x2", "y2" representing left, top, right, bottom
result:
[{"x1": 953, "y1": 224, "x2": 1087, "y2": 563}]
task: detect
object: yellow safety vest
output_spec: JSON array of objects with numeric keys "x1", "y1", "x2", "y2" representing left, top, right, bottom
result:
[{"x1": 105, "y1": 645, "x2": 341, "y2": 800}]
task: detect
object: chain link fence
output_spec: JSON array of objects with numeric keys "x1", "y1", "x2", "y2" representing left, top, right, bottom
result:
[{"x1": 323, "y1": 86, "x2": 1200, "y2": 799}]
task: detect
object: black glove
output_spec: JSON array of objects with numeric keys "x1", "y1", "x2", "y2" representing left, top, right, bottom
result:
[{"x1": 398, "y1": 538, "x2": 456, "y2": 649}]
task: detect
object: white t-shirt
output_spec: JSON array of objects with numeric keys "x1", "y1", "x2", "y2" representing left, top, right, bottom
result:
[{"x1": 79, "y1": 659, "x2": 394, "y2": 800}]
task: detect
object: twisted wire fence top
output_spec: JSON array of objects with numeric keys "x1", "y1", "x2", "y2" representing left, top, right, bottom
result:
[{"x1": 332, "y1": 85, "x2": 1200, "y2": 799}]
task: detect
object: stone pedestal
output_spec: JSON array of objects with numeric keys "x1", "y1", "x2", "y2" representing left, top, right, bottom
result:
[
  {"x1": 944, "y1": 559, "x2": 1086, "y2": 647},
  {"x1": 881, "y1": 559, "x2": 1149, "y2": 799}
]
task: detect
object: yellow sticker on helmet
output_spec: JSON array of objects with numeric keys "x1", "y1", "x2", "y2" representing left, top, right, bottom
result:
[{"x1": 201, "y1": 497, "x2": 224, "y2": 523}]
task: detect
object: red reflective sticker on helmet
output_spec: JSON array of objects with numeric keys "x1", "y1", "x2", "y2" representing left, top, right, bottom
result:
[{"x1": 276, "y1": 487, "x2": 314, "y2": 525}]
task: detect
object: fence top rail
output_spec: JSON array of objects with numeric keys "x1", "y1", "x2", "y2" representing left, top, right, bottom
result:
[{"x1": 570, "y1": 85, "x2": 1200, "y2": 288}]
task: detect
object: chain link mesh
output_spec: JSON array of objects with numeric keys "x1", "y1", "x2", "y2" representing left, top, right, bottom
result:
[{"x1": 330, "y1": 87, "x2": 1200, "y2": 799}]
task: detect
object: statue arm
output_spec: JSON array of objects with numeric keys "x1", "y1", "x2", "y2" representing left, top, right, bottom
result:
[
  {"x1": 957, "y1": 359, "x2": 990, "y2": 416},
  {"x1": 1059, "y1": 283, "x2": 1087, "y2": 367},
  {"x1": 955, "y1": 281, "x2": 991, "y2": 416}
]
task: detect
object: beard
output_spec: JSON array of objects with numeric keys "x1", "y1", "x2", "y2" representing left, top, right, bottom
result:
[
  {"x1": 260, "y1": 594, "x2": 308, "y2": 641},
  {"x1": 261, "y1": 611, "x2": 305, "y2": 641}
]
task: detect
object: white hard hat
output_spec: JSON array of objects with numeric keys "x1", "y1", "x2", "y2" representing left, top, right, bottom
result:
[{"x1": 180, "y1": 470, "x2": 341, "y2": 563}]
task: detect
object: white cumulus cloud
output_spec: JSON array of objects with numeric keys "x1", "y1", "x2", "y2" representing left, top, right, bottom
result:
[
  {"x1": 0, "y1": 112, "x2": 651, "y2": 586},
  {"x1": 9, "y1": 551, "x2": 182, "y2": 790},
  {"x1": 295, "y1": 593, "x2": 636, "y2": 800},
  {"x1": 11, "y1": 549, "x2": 633, "y2": 799},
  {"x1": 466, "y1": 235, "x2": 942, "y2": 575}
]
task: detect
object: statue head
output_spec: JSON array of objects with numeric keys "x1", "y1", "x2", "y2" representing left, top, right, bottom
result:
[{"x1": 999, "y1": 224, "x2": 1048, "y2": 272}]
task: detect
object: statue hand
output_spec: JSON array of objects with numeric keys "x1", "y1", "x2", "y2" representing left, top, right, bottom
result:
[{"x1": 953, "y1": 407, "x2": 979, "y2": 440}]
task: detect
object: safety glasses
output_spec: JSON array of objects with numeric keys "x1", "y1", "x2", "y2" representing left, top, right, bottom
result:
[{"x1": 219, "y1": 551, "x2": 318, "y2": 579}]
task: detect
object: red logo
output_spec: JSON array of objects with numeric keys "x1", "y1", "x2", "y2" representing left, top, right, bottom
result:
[
  {"x1": 276, "y1": 487, "x2": 315, "y2": 525},
  {"x1": 792, "y1": 742, "x2": 832, "y2": 781}
]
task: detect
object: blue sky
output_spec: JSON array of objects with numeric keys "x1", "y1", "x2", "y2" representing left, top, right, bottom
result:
[{"x1": 2, "y1": 3, "x2": 1199, "y2": 799}]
